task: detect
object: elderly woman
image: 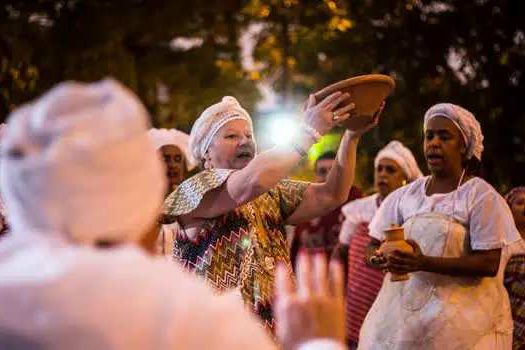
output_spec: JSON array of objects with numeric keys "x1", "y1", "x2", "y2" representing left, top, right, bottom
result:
[
  {"x1": 503, "y1": 187, "x2": 525, "y2": 350},
  {"x1": 163, "y1": 93, "x2": 379, "y2": 328},
  {"x1": 359, "y1": 103, "x2": 520, "y2": 349},
  {"x1": 0, "y1": 79, "x2": 348, "y2": 350},
  {"x1": 337, "y1": 140, "x2": 422, "y2": 348}
]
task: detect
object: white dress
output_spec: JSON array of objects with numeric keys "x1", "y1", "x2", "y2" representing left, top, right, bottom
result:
[
  {"x1": 358, "y1": 177, "x2": 520, "y2": 350},
  {"x1": 339, "y1": 194, "x2": 379, "y2": 245}
]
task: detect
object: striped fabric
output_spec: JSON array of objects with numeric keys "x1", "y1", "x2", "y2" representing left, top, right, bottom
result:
[
  {"x1": 168, "y1": 170, "x2": 309, "y2": 331},
  {"x1": 504, "y1": 254, "x2": 525, "y2": 350},
  {"x1": 346, "y1": 223, "x2": 385, "y2": 344}
]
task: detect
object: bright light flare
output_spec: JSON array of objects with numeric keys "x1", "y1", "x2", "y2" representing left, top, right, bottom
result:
[{"x1": 266, "y1": 113, "x2": 300, "y2": 146}]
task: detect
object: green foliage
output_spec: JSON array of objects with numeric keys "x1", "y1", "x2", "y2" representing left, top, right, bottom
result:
[
  {"x1": 0, "y1": 0, "x2": 260, "y2": 130},
  {"x1": 242, "y1": 0, "x2": 525, "y2": 189}
]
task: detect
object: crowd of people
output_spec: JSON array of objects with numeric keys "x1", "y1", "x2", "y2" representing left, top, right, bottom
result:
[{"x1": 0, "y1": 78, "x2": 523, "y2": 350}]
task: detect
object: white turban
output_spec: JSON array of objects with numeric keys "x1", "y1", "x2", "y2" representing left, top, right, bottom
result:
[
  {"x1": 189, "y1": 96, "x2": 254, "y2": 164},
  {"x1": 0, "y1": 79, "x2": 166, "y2": 244},
  {"x1": 374, "y1": 140, "x2": 423, "y2": 182},
  {"x1": 424, "y1": 103, "x2": 484, "y2": 160},
  {"x1": 148, "y1": 128, "x2": 196, "y2": 170}
]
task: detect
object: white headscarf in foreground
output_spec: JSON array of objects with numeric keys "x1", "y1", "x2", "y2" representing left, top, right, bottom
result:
[
  {"x1": 374, "y1": 140, "x2": 423, "y2": 182},
  {"x1": 424, "y1": 103, "x2": 484, "y2": 160},
  {"x1": 189, "y1": 96, "x2": 254, "y2": 164},
  {"x1": 148, "y1": 128, "x2": 196, "y2": 170},
  {"x1": 0, "y1": 79, "x2": 165, "y2": 244}
]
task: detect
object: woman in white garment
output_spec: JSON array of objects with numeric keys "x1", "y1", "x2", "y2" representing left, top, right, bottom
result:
[
  {"x1": 337, "y1": 140, "x2": 422, "y2": 348},
  {"x1": 0, "y1": 79, "x2": 346, "y2": 350},
  {"x1": 149, "y1": 128, "x2": 195, "y2": 257},
  {"x1": 358, "y1": 103, "x2": 520, "y2": 349},
  {"x1": 148, "y1": 128, "x2": 195, "y2": 193}
]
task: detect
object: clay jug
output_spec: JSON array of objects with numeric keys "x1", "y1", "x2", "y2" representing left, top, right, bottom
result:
[{"x1": 379, "y1": 225, "x2": 414, "y2": 282}]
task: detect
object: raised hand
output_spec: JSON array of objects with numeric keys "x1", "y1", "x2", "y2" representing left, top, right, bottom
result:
[
  {"x1": 304, "y1": 92, "x2": 355, "y2": 136},
  {"x1": 274, "y1": 253, "x2": 345, "y2": 350}
]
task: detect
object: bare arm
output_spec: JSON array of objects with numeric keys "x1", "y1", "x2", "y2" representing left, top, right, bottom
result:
[
  {"x1": 286, "y1": 131, "x2": 360, "y2": 224},
  {"x1": 180, "y1": 92, "x2": 354, "y2": 223},
  {"x1": 286, "y1": 102, "x2": 384, "y2": 225}
]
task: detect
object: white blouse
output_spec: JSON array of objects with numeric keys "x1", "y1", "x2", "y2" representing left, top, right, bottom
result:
[
  {"x1": 339, "y1": 194, "x2": 379, "y2": 245},
  {"x1": 369, "y1": 176, "x2": 520, "y2": 250}
]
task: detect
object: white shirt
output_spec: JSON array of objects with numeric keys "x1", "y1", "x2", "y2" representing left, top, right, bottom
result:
[
  {"x1": 339, "y1": 194, "x2": 379, "y2": 244},
  {"x1": 0, "y1": 233, "x2": 346, "y2": 350},
  {"x1": 0, "y1": 234, "x2": 275, "y2": 350},
  {"x1": 369, "y1": 176, "x2": 520, "y2": 250}
]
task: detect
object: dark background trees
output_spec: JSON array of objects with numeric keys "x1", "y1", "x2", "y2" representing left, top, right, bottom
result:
[{"x1": 1, "y1": 0, "x2": 524, "y2": 190}]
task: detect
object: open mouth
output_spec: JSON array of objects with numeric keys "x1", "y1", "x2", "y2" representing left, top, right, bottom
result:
[
  {"x1": 426, "y1": 153, "x2": 444, "y2": 165},
  {"x1": 167, "y1": 170, "x2": 180, "y2": 178},
  {"x1": 377, "y1": 180, "x2": 388, "y2": 187},
  {"x1": 236, "y1": 151, "x2": 253, "y2": 160}
]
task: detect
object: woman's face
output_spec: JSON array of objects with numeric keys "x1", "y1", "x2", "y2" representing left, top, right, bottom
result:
[
  {"x1": 205, "y1": 119, "x2": 256, "y2": 170},
  {"x1": 424, "y1": 116, "x2": 466, "y2": 177},
  {"x1": 160, "y1": 145, "x2": 186, "y2": 190},
  {"x1": 510, "y1": 193, "x2": 525, "y2": 233},
  {"x1": 374, "y1": 157, "x2": 406, "y2": 199}
]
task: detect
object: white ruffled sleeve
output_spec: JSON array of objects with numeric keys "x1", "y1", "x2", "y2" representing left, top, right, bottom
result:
[
  {"x1": 339, "y1": 201, "x2": 365, "y2": 244},
  {"x1": 368, "y1": 188, "x2": 405, "y2": 241},
  {"x1": 468, "y1": 190, "x2": 521, "y2": 250}
]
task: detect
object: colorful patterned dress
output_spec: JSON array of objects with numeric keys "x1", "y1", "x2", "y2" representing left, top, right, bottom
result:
[
  {"x1": 163, "y1": 169, "x2": 309, "y2": 329},
  {"x1": 504, "y1": 254, "x2": 525, "y2": 350}
]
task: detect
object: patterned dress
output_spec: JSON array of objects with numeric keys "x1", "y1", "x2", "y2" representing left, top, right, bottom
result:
[
  {"x1": 504, "y1": 254, "x2": 525, "y2": 350},
  {"x1": 290, "y1": 186, "x2": 362, "y2": 260},
  {"x1": 163, "y1": 169, "x2": 309, "y2": 330}
]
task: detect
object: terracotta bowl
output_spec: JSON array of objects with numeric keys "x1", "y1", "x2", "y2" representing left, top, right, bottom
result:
[{"x1": 313, "y1": 74, "x2": 395, "y2": 130}]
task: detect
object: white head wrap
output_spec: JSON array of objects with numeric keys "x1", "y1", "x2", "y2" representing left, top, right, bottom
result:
[
  {"x1": 148, "y1": 128, "x2": 196, "y2": 170},
  {"x1": 0, "y1": 79, "x2": 166, "y2": 244},
  {"x1": 189, "y1": 96, "x2": 254, "y2": 164},
  {"x1": 374, "y1": 140, "x2": 423, "y2": 182},
  {"x1": 423, "y1": 103, "x2": 484, "y2": 160}
]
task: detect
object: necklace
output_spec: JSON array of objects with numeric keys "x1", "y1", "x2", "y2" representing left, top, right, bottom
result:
[{"x1": 426, "y1": 168, "x2": 466, "y2": 195}]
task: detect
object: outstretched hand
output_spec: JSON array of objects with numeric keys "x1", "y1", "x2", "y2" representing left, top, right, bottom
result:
[{"x1": 274, "y1": 253, "x2": 345, "y2": 350}]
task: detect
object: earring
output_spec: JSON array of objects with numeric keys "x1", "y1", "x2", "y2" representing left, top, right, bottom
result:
[{"x1": 402, "y1": 179, "x2": 407, "y2": 186}]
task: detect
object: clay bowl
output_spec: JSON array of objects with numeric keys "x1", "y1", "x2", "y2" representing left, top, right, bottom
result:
[{"x1": 313, "y1": 74, "x2": 395, "y2": 130}]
